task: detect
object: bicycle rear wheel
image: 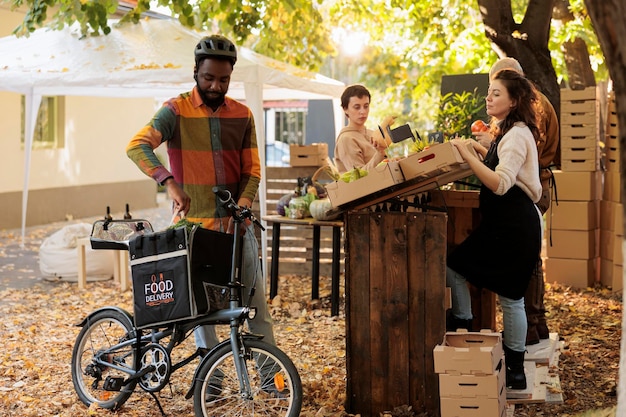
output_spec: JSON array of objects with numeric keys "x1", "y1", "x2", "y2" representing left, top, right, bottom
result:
[
  {"x1": 71, "y1": 309, "x2": 138, "y2": 410},
  {"x1": 193, "y1": 339, "x2": 302, "y2": 417}
]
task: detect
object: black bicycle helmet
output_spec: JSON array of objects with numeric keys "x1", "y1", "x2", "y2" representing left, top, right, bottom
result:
[{"x1": 195, "y1": 35, "x2": 237, "y2": 64}]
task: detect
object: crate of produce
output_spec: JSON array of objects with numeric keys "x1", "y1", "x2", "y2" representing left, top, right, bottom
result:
[
  {"x1": 398, "y1": 141, "x2": 476, "y2": 181},
  {"x1": 325, "y1": 161, "x2": 405, "y2": 207}
]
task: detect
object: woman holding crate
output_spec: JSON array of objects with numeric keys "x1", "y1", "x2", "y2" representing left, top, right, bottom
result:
[
  {"x1": 446, "y1": 69, "x2": 543, "y2": 391},
  {"x1": 334, "y1": 84, "x2": 394, "y2": 173}
]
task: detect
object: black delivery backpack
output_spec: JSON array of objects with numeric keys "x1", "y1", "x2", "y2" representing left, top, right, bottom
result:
[{"x1": 128, "y1": 226, "x2": 233, "y2": 329}]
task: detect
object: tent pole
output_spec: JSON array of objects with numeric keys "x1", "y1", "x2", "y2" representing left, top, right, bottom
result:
[
  {"x1": 21, "y1": 91, "x2": 42, "y2": 248},
  {"x1": 243, "y1": 81, "x2": 269, "y2": 288}
]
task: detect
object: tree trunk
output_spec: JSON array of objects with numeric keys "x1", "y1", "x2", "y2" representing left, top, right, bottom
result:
[
  {"x1": 553, "y1": 0, "x2": 596, "y2": 89},
  {"x1": 583, "y1": 1, "x2": 626, "y2": 415},
  {"x1": 477, "y1": 0, "x2": 561, "y2": 116}
]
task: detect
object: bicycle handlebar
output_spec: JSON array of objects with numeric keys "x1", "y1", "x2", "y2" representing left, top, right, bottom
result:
[{"x1": 212, "y1": 187, "x2": 265, "y2": 232}]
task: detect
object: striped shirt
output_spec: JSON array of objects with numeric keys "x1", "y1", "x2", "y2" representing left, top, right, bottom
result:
[{"x1": 127, "y1": 87, "x2": 261, "y2": 231}]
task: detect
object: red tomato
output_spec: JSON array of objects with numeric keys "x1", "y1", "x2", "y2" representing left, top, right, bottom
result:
[{"x1": 471, "y1": 120, "x2": 489, "y2": 133}]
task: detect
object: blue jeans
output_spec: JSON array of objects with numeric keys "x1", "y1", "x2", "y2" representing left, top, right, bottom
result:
[
  {"x1": 194, "y1": 225, "x2": 276, "y2": 349},
  {"x1": 446, "y1": 266, "x2": 527, "y2": 352}
]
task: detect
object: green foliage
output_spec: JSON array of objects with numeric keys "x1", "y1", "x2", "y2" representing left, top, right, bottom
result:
[
  {"x1": 7, "y1": 0, "x2": 334, "y2": 72},
  {"x1": 434, "y1": 88, "x2": 486, "y2": 141},
  {"x1": 327, "y1": 0, "x2": 496, "y2": 132},
  {"x1": 4, "y1": 0, "x2": 605, "y2": 131}
]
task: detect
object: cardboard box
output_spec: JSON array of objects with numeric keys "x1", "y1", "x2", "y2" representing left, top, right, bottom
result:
[
  {"x1": 560, "y1": 158, "x2": 597, "y2": 172},
  {"x1": 560, "y1": 135, "x2": 596, "y2": 148},
  {"x1": 607, "y1": 123, "x2": 619, "y2": 138},
  {"x1": 398, "y1": 141, "x2": 475, "y2": 181},
  {"x1": 600, "y1": 258, "x2": 623, "y2": 291},
  {"x1": 325, "y1": 161, "x2": 405, "y2": 207},
  {"x1": 606, "y1": 145, "x2": 621, "y2": 163},
  {"x1": 560, "y1": 124, "x2": 596, "y2": 137},
  {"x1": 440, "y1": 384, "x2": 506, "y2": 417},
  {"x1": 600, "y1": 200, "x2": 624, "y2": 234},
  {"x1": 603, "y1": 171, "x2": 623, "y2": 203},
  {"x1": 439, "y1": 357, "x2": 505, "y2": 399},
  {"x1": 560, "y1": 100, "x2": 597, "y2": 113},
  {"x1": 560, "y1": 112, "x2": 597, "y2": 125},
  {"x1": 546, "y1": 229, "x2": 597, "y2": 259},
  {"x1": 561, "y1": 146, "x2": 597, "y2": 161},
  {"x1": 605, "y1": 155, "x2": 621, "y2": 173},
  {"x1": 599, "y1": 229, "x2": 624, "y2": 263},
  {"x1": 561, "y1": 86, "x2": 597, "y2": 101},
  {"x1": 545, "y1": 257, "x2": 596, "y2": 289},
  {"x1": 615, "y1": 236, "x2": 625, "y2": 265},
  {"x1": 547, "y1": 201, "x2": 597, "y2": 231},
  {"x1": 289, "y1": 143, "x2": 328, "y2": 167},
  {"x1": 600, "y1": 229, "x2": 624, "y2": 264},
  {"x1": 551, "y1": 170, "x2": 602, "y2": 201},
  {"x1": 607, "y1": 132, "x2": 617, "y2": 143},
  {"x1": 433, "y1": 330, "x2": 503, "y2": 376}
]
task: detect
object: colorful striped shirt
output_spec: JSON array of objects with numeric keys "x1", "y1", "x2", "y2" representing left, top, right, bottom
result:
[{"x1": 126, "y1": 87, "x2": 261, "y2": 231}]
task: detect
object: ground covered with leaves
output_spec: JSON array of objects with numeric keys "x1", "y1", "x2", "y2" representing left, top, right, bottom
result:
[{"x1": 0, "y1": 268, "x2": 620, "y2": 417}]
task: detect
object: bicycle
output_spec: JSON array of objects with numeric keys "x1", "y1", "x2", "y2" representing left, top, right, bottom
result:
[{"x1": 71, "y1": 188, "x2": 303, "y2": 416}]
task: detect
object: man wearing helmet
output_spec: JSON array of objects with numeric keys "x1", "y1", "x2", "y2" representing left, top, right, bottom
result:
[{"x1": 127, "y1": 35, "x2": 276, "y2": 353}]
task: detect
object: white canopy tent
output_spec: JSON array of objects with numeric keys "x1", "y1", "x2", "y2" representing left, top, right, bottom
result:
[{"x1": 0, "y1": 18, "x2": 345, "y2": 274}]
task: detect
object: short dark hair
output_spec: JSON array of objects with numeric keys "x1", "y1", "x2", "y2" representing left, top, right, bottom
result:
[{"x1": 341, "y1": 84, "x2": 371, "y2": 109}]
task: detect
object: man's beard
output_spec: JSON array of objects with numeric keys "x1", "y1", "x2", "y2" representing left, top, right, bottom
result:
[{"x1": 197, "y1": 83, "x2": 226, "y2": 109}]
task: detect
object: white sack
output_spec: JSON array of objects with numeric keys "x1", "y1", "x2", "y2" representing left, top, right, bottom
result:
[{"x1": 39, "y1": 223, "x2": 113, "y2": 281}]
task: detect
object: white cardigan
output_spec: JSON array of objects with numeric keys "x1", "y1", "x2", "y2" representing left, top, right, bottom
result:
[{"x1": 494, "y1": 124, "x2": 542, "y2": 203}]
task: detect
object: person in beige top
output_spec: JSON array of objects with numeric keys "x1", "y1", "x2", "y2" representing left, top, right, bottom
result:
[{"x1": 334, "y1": 84, "x2": 388, "y2": 173}]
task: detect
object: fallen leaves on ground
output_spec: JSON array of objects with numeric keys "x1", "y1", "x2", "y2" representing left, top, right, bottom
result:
[{"x1": 0, "y1": 275, "x2": 621, "y2": 417}]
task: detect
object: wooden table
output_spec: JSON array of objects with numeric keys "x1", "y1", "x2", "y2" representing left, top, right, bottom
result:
[{"x1": 262, "y1": 215, "x2": 343, "y2": 316}]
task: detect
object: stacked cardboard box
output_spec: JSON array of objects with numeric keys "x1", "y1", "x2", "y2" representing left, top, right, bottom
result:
[
  {"x1": 544, "y1": 170, "x2": 601, "y2": 288},
  {"x1": 289, "y1": 143, "x2": 328, "y2": 167},
  {"x1": 545, "y1": 87, "x2": 601, "y2": 288},
  {"x1": 558, "y1": 87, "x2": 600, "y2": 172},
  {"x1": 434, "y1": 330, "x2": 507, "y2": 417},
  {"x1": 600, "y1": 93, "x2": 624, "y2": 291}
]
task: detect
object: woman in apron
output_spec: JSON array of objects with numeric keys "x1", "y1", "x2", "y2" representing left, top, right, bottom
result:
[{"x1": 447, "y1": 69, "x2": 543, "y2": 391}]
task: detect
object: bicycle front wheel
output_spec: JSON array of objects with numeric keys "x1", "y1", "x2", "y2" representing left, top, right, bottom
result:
[
  {"x1": 71, "y1": 309, "x2": 138, "y2": 410},
  {"x1": 193, "y1": 339, "x2": 302, "y2": 417}
]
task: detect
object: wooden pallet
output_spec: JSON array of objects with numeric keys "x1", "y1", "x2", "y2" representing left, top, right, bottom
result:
[{"x1": 506, "y1": 333, "x2": 564, "y2": 413}]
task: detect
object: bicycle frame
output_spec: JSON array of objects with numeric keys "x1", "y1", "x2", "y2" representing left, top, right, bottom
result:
[{"x1": 77, "y1": 187, "x2": 264, "y2": 397}]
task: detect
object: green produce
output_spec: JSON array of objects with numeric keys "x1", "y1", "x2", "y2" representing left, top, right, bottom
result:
[
  {"x1": 339, "y1": 167, "x2": 368, "y2": 183},
  {"x1": 169, "y1": 217, "x2": 202, "y2": 233}
]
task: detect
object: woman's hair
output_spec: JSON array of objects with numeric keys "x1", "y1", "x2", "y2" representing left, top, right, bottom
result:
[
  {"x1": 491, "y1": 69, "x2": 540, "y2": 141},
  {"x1": 341, "y1": 84, "x2": 371, "y2": 109}
]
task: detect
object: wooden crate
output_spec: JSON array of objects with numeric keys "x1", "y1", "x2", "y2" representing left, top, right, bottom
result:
[
  {"x1": 429, "y1": 190, "x2": 497, "y2": 332},
  {"x1": 345, "y1": 211, "x2": 447, "y2": 417}
]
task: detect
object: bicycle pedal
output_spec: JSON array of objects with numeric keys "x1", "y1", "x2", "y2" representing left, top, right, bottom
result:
[{"x1": 103, "y1": 376, "x2": 125, "y2": 391}]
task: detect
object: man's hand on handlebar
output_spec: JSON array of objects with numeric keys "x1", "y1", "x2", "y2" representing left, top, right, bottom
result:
[{"x1": 227, "y1": 197, "x2": 253, "y2": 235}]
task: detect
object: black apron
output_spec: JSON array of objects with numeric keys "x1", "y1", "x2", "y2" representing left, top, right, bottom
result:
[{"x1": 447, "y1": 138, "x2": 541, "y2": 300}]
